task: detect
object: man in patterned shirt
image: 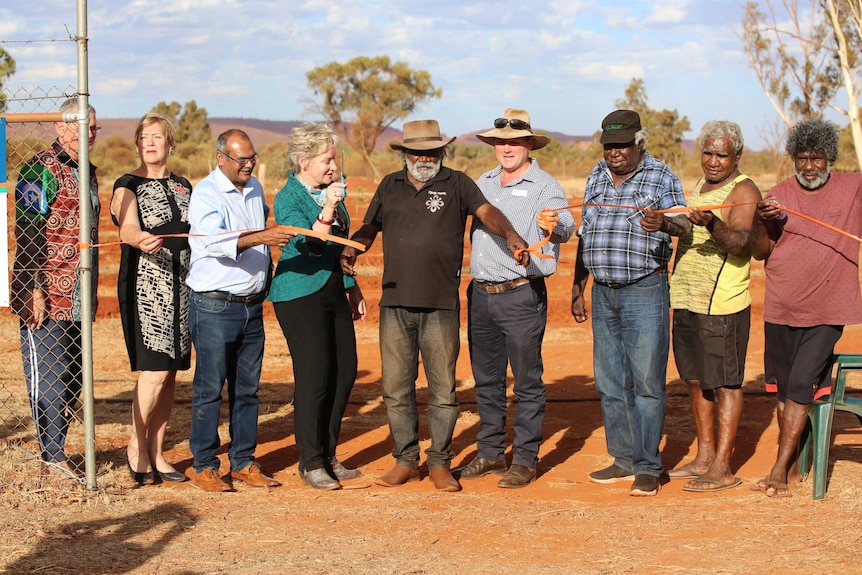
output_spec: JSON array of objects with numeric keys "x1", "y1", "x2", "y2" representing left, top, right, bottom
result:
[
  {"x1": 12, "y1": 96, "x2": 99, "y2": 484},
  {"x1": 341, "y1": 119, "x2": 528, "y2": 492},
  {"x1": 457, "y1": 109, "x2": 574, "y2": 488},
  {"x1": 571, "y1": 109, "x2": 686, "y2": 496}
]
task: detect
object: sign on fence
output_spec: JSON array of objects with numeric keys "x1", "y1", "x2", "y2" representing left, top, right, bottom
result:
[{"x1": 1, "y1": 117, "x2": 8, "y2": 307}]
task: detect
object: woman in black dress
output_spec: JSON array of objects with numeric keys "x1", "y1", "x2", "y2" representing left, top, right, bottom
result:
[{"x1": 111, "y1": 113, "x2": 192, "y2": 484}]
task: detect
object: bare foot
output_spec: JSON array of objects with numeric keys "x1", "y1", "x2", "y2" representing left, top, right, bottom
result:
[
  {"x1": 667, "y1": 462, "x2": 707, "y2": 480},
  {"x1": 765, "y1": 482, "x2": 793, "y2": 497},
  {"x1": 749, "y1": 477, "x2": 768, "y2": 492},
  {"x1": 787, "y1": 466, "x2": 803, "y2": 484}
]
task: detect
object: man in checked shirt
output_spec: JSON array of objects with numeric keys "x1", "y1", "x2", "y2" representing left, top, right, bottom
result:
[
  {"x1": 571, "y1": 109, "x2": 686, "y2": 496},
  {"x1": 457, "y1": 109, "x2": 575, "y2": 488}
]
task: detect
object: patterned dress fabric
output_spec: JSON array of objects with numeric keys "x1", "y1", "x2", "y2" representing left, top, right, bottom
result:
[{"x1": 112, "y1": 173, "x2": 192, "y2": 371}]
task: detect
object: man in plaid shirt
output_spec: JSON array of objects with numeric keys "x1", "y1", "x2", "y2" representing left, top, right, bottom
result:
[{"x1": 571, "y1": 109, "x2": 686, "y2": 496}]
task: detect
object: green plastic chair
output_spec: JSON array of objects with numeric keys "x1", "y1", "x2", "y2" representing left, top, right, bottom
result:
[{"x1": 798, "y1": 353, "x2": 862, "y2": 500}]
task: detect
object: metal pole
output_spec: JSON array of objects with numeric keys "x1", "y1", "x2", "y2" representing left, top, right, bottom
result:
[{"x1": 75, "y1": 0, "x2": 97, "y2": 491}]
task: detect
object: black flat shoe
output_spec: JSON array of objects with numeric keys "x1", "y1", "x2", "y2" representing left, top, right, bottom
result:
[
  {"x1": 155, "y1": 468, "x2": 187, "y2": 483},
  {"x1": 125, "y1": 454, "x2": 155, "y2": 486}
]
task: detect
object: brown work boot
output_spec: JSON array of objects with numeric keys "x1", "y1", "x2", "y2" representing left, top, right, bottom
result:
[
  {"x1": 374, "y1": 464, "x2": 419, "y2": 487},
  {"x1": 497, "y1": 464, "x2": 537, "y2": 489},
  {"x1": 456, "y1": 456, "x2": 507, "y2": 479},
  {"x1": 429, "y1": 467, "x2": 462, "y2": 492},
  {"x1": 40, "y1": 461, "x2": 82, "y2": 487},
  {"x1": 189, "y1": 467, "x2": 234, "y2": 492},
  {"x1": 231, "y1": 462, "x2": 281, "y2": 488}
]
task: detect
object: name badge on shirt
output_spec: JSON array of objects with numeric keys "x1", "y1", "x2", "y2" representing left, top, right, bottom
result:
[{"x1": 511, "y1": 189, "x2": 528, "y2": 197}]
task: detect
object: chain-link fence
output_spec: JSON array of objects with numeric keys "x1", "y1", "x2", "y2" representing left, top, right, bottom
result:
[{"x1": 1, "y1": 86, "x2": 94, "y2": 483}]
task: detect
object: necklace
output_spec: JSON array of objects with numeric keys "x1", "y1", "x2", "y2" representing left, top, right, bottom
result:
[{"x1": 156, "y1": 174, "x2": 174, "y2": 197}]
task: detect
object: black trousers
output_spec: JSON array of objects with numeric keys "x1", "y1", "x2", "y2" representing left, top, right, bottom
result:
[
  {"x1": 273, "y1": 272, "x2": 358, "y2": 472},
  {"x1": 467, "y1": 278, "x2": 548, "y2": 468}
]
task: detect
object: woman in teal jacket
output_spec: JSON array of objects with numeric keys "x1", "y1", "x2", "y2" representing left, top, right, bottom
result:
[{"x1": 269, "y1": 122, "x2": 366, "y2": 490}]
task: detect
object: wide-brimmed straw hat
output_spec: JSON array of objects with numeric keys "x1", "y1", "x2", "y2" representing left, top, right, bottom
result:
[
  {"x1": 476, "y1": 108, "x2": 549, "y2": 150},
  {"x1": 389, "y1": 119, "x2": 456, "y2": 151}
]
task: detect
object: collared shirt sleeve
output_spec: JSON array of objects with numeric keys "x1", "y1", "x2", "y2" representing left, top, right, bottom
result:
[
  {"x1": 189, "y1": 170, "x2": 242, "y2": 261},
  {"x1": 471, "y1": 159, "x2": 573, "y2": 282},
  {"x1": 578, "y1": 152, "x2": 685, "y2": 284}
]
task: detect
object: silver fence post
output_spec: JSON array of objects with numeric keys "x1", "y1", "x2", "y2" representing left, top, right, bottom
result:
[{"x1": 74, "y1": 0, "x2": 97, "y2": 492}]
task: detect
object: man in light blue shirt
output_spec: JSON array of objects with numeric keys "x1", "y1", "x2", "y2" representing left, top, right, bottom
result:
[
  {"x1": 459, "y1": 109, "x2": 575, "y2": 488},
  {"x1": 186, "y1": 129, "x2": 295, "y2": 492}
]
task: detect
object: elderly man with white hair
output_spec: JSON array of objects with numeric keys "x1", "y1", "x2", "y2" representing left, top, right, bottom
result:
[{"x1": 342, "y1": 119, "x2": 529, "y2": 492}]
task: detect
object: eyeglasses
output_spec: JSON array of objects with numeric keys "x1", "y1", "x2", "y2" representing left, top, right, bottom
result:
[
  {"x1": 494, "y1": 118, "x2": 531, "y2": 131},
  {"x1": 221, "y1": 151, "x2": 260, "y2": 166},
  {"x1": 64, "y1": 123, "x2": 101, "y2": 134}
]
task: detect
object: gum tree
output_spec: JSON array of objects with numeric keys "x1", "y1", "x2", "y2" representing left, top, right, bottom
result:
[{"x1": 306, "y1": 55, "x2": 442, "y2": 181}]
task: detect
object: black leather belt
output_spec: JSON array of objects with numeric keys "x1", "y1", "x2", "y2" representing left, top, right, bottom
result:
[
  {"x1": 594, "y1": 266, "x2": 667, "y2": 290},
  {"x1": 194, "y1": 290, "x2": 267, "y2": 305},
  {"x1": 474, "y1": 277, "x2": 532, "y2": 295}
]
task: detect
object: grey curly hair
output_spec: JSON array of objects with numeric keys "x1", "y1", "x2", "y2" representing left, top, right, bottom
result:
[
  {"x1": 696, "y1": 120, "x2": 744, "y2": 155},
  {"x1": 286, "y1": 122, "x2": 340, "y2": 173},
  {"x1": 785, "y1": 119, "x2": 839, "y2": 163}
]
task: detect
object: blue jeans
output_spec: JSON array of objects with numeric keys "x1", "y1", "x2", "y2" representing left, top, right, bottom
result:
[
  {"x1": 468, "y1": 280, "x2": 547, "y2": 468},
  {"x1": 591, "y1": 272, "x2": 669, "y2": 477},
  {"x1": 188, "y1": 292, "x2": 265, "y2": 473},
  {"x1": 20, "y1": 320, "x2": 82, "y2": 463},
  {"x1": 379, "y1": 306, "x2": 460, "y2": 469}
]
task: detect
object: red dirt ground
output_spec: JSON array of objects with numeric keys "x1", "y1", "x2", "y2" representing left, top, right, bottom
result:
[{"x1": 4, "y1": 176, "x2": 862, "y2": 575}]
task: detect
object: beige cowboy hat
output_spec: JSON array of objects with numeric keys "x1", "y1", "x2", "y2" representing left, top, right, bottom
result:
[
  {"x1": 476, "y1": 108, "x2": 549, "y2": 150},
  {"x1": 389, "y1": 119, "x2": 456, "y2": 151}
]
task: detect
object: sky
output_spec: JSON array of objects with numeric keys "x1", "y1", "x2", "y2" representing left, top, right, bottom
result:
[{"x1": 0, "y1": 0, "x2": 847, "y2": 151}]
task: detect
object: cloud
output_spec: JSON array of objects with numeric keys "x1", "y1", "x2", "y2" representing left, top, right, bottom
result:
[
  {"x1": 1, "y1": 1, "x2": 792, "y2": 149},
  {"x1": 644, "y1": 0, "x2": 690, "y2": 25}
]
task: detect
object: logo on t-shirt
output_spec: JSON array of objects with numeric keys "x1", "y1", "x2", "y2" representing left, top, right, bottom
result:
[
  {"x1": 426, "y1": 190, "x2": 446, "y2": 213},
  {"x1": 16, "y1": 179, "x2": 49, "y2": 216}
]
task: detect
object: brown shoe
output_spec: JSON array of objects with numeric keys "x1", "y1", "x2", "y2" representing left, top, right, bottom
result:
[
  {"x1": 40, "y1": 461, "x2": 82, "y2": 487},
  {"x1": 429, "y1": 467, "x2": 462, "y2": 492},
  {"x1": 374, "y1": 464, "x2": 420, "y2": 487},
  {"x1": 497, "y1": 464, "x2": 536, "y2": 489},
  {"x1": 190, "y1": 467, "x2": 234, "y2": 492},
  {"x1": 456, "y1": 456, "x2": 507, "y2": 479},
  {"x1": 231, "y1": 462, "x2": 281, "y2": 488}
]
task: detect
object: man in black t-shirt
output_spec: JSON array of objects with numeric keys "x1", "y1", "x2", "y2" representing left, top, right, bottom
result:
[{"x1": 342, "y1": 119, "x2": 528, "y2": 492}]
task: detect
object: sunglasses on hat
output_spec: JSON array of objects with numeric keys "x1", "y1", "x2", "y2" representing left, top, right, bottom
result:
[{"x1": 494, "y1": 118, "x2": 531, "y2": 131}]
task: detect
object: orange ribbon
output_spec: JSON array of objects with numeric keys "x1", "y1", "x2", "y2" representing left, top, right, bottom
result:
[
  {"x1": 555, "y1": 201, "x2": 862, "y2": 244},
  {"x1": 514, "y1": 213, "x2": 556, "y2": 262},
  {"x1": 565, "y1": 202, "x2": 752, "y2": 213},
  {"x1": 779, "y1": 206, "x2": 862, "y2": 244},
  {"x1": 81, "y1": 225, "x2": 368, "y2": 251}
]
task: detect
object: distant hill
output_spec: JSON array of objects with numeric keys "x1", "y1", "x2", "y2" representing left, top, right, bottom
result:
[
  {"x1": 98, "y1": 117, "x2": 307, "y2": 148},
  {"x1": 97, "y1": 118, "x2": 595, "y2": 150}
]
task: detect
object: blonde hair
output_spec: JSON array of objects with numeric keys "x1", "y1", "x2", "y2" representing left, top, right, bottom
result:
[
  {"x1": 286, "y1": 122, "x2": 339, "y2": 173},
  {"x1": 134, "y1": 112, "x2": 176, "y2": 147}
]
